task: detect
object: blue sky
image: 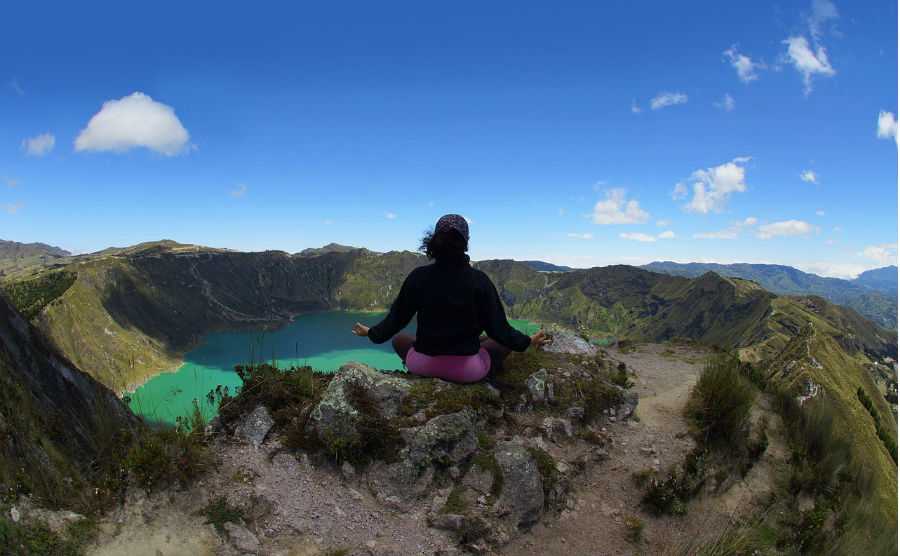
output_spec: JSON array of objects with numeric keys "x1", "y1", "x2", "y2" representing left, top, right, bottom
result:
[{"x1": 1, "y1": 1, "x2": 896, "y2": 278}]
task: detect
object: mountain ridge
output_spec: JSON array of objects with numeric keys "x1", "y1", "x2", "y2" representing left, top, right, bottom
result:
[{"x1": 643, "y1": 260, "x2": 898, "y2": 329}]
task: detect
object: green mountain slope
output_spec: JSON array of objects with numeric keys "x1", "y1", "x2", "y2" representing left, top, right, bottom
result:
[
  {"x1": 644, "y1": 261, "x2": 898, "y2": 329},
  {"x1": 0, "y1": 293, "x2": 132, "y2": 510},
  {"x1": 854, "y1": 265, "x2": 898, "y2": 296}
]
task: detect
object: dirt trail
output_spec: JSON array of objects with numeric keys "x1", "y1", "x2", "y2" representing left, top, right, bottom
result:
[
  {"x1": 500, "y1": 343, "x2": 784, "y2": 556},
  {"x1": 87, "y1": 441, "x2": 455, "y2": 556}
]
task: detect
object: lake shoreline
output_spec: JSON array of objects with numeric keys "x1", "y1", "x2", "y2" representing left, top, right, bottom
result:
[{"x1": 124, "y1": 311, "x2": 540, "y2": 424}]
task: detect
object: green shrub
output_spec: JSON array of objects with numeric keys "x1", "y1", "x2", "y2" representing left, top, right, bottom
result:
[
  {"x1": 440, "y1": 485, "x2": 468, "y2": 514},
  {"x1": 125, "y1": 401, "x2": 211, "y2": 491},
  {"x1": 0, "y1": 516, "x2": 94, "y2": 556},
  {"x1": 641, "y1": 448, "x2": 707, "y2": 516},
  {"x1": 685, "y1": 355, "x2": 756, "y2": 447},
  {"x1": 218, "y1": 364, "x2": 328, "y2": 430},
  {"x1": 200, "y1": 496, "x2": 245, "y2": 533}
]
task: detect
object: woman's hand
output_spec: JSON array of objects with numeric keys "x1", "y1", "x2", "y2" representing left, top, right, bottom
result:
[
  {"x1": 352, "y1": 322, "x2": 370, "y2": 337},
  {"x1": 530, "y1": 329, "x2": 551, "y2": 349}
]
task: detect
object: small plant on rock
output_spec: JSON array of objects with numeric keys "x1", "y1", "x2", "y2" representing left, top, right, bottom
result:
[{"x1": 624, "y1": 514, "x2": 644, "y2": 543}]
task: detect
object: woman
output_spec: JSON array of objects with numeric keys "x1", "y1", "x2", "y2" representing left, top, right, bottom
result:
[{"x1": 351, "y1": 214, "x2": 549, "y2": 383}]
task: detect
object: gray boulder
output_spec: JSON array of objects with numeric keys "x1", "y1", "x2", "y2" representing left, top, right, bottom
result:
[
  {"x1": 234, "y1": 405, "x2": 274, "y2": 448},
  {"x1": 367, "y1": 460, "x2": 435, "y2": 510},
  {"x1": 407, "y1": 409, "x2": 478, "y2": 467},
  {"x1": 493, "y1": 441, "x2": 544, "y2": 530},
  {"x1": 543, "y1": 329, "x2": 597, "y2": 356},
  {"x1": 306, "y1": 362, "x2": 410, "y2": 447},
  {"x1": 614, "y1": 386, "x2": 639, "y2": 420}
]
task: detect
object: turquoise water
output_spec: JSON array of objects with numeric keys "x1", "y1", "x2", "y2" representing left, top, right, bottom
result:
[{"x1": 127, "y1": 311, "x2": 539, "y2": 424}]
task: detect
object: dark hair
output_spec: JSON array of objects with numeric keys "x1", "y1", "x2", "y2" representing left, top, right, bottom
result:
[{"x1": 420, "y1": 229, "x2": 468, "y2": 261}]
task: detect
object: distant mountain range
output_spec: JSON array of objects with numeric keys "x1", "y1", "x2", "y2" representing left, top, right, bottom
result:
[
  {"x1": 521, "y1": 261, "x2": 574, "y2": 272},
  {"x1": 643, "y1": 261, "x2": 897, "y2": 329},
  {"x1": 0, "y1": 239, "x2": 71, "y2": 275}
]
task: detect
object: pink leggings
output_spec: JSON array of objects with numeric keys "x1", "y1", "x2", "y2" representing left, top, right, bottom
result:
[
  {"x1": 391, "y1": 333, "x2": 511, "y2": 383},
  {"x1": 405, "y1": 347, "x2": 492, "y2": 383}
]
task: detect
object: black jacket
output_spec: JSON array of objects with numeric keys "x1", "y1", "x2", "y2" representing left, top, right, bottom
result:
[{"x1": 367, "y1": 257, "x2": 532, "y2": 355}]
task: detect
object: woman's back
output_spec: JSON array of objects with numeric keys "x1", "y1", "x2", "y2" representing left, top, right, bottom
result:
[
  {"x1": 354, "y1": 213, "x2": 545, "y2": 383},
  {"x1": 367, "y1": 257, "x2": 531, "y2": 356}
]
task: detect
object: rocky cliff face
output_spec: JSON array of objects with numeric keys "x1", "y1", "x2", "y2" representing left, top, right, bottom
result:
[{"x1": 0, "y1": 293, "x2": 133, "y2": 509}]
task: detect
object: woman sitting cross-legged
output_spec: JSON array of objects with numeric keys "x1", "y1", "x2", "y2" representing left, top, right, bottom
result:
[{"x1": 351, "y1": 213, "x2": 549, "y2": 383}]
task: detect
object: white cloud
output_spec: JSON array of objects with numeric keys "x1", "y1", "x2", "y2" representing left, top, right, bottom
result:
[
  {"x1": 631, "y1": 100, "x2": 642, "y2": 114},
  {"x1": 567, "y1": 233, "x2": 593, "y2": 240},
  {"x1": 22, "y1": 133, "x2": 55, "y2": 157},
  {"x1": 723, "y1": 46, "x2": 765, "y2": 83},
  {"x1": 4, "y1": 177, "x2": 18, "y2": 188},
  {"x1": 75, "y1": 92, "x2": 190, "y2": 155},
  {"x1": 650, "y1": 92, "x2": 688, "y2": 110},
  {"x1": 671, "y1": 183, "x2": 688, "y2": 200},
  {"x1": 592, "y1": 189, "x2": 649, "y2": 225},
  {"x1": 877, "y1": 111, "x2": 898, "y2": 141},
  {"x1": 3, "y1": 202, "x2": 23, "y2": 215},
  {"x1": 558, "y1": 208, "x2": 566, "y2": 216},
  {"x1": 800, "y1": 169, "x2": 818, "y2": 183},
  {"x1": 693, "y1": 216, "x2": 757, "y2": 240},
  {"x1": 715, "y1": 93, "x2": 735, "y2": 111},
  {"x1": 681, "y1": 157, "x2": 750, "y2": 214},
  {"x1": 656, "y1": 219, "x2": 671, "y2": 228},
  {"x1": 796, "y1": 261, "x2": 872, "y2": 280},
  {"x1": 620, "y1": 232, "x2": 657, "y2": 243},
  {"x1": 229, "y1": 184, "x2": 247, "y2": 198},
  {"x1": 323, "y1": 219, "x2": 335, "y2": 225},
  {"x1": 385, "y1": 212, "x2": 397, "y2": 220},
  {"x1": 782, "y1": 36, "x2": 835, "y2": 94},
  {"x1": 757, "y1": 219, "x2": 816, "y2": 239},
  {"x1": 815, "y1": 209, "x2": 825, "y2": 216},
  {"x1": 860, "y1": 243, "x2": 898, "y2": 266},
  {"x1": 807, "y1": 0, "x2": 839, "y2": 42},
  {"x1": 620, "y1": 230, "x2": 675, "y2": 243}
]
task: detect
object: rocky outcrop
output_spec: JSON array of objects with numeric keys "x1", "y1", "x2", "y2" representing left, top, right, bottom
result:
[
  {"x1": 224, "y1": 345, "x2": 639, "y2": 552},
  {"x1": 543, "y1": 328, "x2": 598, "y2": 356},
  {"x1": 306, "y1": 362, "x2": 410, "y2": 450}
]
